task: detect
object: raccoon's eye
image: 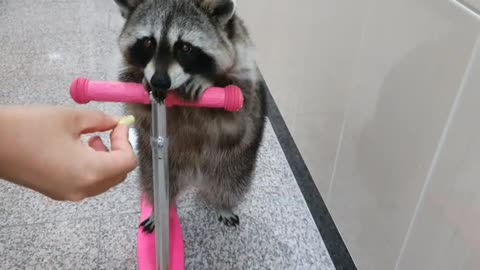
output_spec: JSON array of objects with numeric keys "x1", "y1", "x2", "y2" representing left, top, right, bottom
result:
[
  {"x1": 142, "y1": 37, "x2": 155, "y2": 49},
  {"x1": 174, "y1": 41, "x2": 215, "y2": 75},
  {"x1": 174, "y1": 41, "x2": 193, "y2": 55},
  {"x1": 181, "y1": 43, "x2": 192, "y2": 54},
  {"x1": 127, "y1": 37, "x2": 157, "y2": 67}
]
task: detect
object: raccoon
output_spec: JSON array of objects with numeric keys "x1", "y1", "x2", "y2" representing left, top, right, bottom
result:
[{"x1": 114, "y1": 0, "x2": 266, "y2": 232}]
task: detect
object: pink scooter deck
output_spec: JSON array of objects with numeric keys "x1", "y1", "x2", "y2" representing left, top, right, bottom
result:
[{"x1": 137, "y1": 195, "x2": 185, "y2": 270}]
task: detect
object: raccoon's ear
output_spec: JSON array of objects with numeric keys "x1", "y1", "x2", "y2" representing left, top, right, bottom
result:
[
  {"x1": 199, "y1": 0, "x2": 236, "y2": 24},
  {"x1": 114, "y1": 0, "x2": 143, "y2": 18}
]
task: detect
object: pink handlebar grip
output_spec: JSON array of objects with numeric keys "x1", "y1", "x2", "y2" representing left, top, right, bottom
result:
[{"x1": 70, "y1": 78, "x2": 244, "y2": 112}]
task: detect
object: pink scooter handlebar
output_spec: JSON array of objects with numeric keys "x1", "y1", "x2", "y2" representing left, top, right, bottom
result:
[{"x1": 70, "y1": 78, "x2": 244, "y2": 112}]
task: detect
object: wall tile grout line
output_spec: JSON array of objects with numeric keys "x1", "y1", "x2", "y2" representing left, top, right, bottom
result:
[{"x1": 326, "y1": 0, "x2": 374, "y2": 204}]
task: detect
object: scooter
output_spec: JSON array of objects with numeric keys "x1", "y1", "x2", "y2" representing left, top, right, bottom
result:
[{"x1": 70, "y1": 78, "x2": 244, "y2": 270}]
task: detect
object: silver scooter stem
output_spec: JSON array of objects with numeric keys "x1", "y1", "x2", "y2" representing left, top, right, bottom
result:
[{"x1": 150, "y1": 94, "x2": 170, "y2": 270}]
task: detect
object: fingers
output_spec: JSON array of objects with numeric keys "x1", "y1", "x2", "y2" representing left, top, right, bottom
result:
[
  {"x1": 88, "y1": 136, "x2": 109, "y2": 152},
  {"x1": 74, "y1": 110, "x2": 119, "y2": 135},
  {"x1": 73, "y1": 116, "x2": 137, "y2": 201},
  {"x1": 84, "y1": 123, "x2": 138, "y2": 181},
  {"x1": 64, "y1": 172, "x2": 128, "y2": 202},
  {"x1": 81, "y1": 173, "x2": 128, "y2": 200}
]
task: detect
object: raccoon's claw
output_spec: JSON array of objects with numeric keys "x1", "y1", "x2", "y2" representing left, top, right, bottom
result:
[
  {"x1": 139, "y1": 216, "x2": 155, "y2": 234},
  {"x1": 177, "y1": 77, "x2": 212, "y2": 102},
  {"x1": 218, "y1": 213, "x2": 240, "y2": 227}
]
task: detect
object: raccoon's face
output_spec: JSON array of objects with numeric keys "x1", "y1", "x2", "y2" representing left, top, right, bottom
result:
[{"x1": 115, "y1": 0, "x2": 237, "y2": 97}]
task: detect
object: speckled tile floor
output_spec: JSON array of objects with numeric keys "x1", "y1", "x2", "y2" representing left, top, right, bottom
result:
[{"x1": 0, "y1": 1, "x2": 335, "y2": 269}]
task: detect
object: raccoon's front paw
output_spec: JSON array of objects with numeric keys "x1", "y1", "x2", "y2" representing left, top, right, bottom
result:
[
  {"x1": 218, "y1": 211, "x2": 240, "y2": 227},
  {"x1": 177, "y1": 76, "x2": 212, "y2": 102},
  {"x1": 139, "y1": 215, "x2": 155, "y2": 234}
]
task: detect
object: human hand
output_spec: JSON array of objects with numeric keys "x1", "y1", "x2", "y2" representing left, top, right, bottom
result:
[{"x1": 0, "y1": 106, "x2": 138, "y2": 201}]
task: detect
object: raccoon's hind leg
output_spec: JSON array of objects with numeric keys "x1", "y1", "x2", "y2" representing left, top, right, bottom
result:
[
  {"x1": 199, "y1": 162, "x2": 254, "y2": 227},
  {"x1": 199, "y1": 177, "x2": 250, "y2": 227},
  {"x1": 139, "y1": 164, "x2": 183, "y2": 234},
  {"x1": 139, "y1": 171, "x2": 182, "y2": 234},
  {"x1": 136, "y1": 133, "x2": 183, "y2": 233},
  {"x1": 136, "y1": 143, "x2": 156, "y2": 234}
]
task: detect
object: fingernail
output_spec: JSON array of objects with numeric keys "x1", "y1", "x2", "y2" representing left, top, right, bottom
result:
[{"x1": 118, "y1": 115, "x2": 135, "y2": 126}]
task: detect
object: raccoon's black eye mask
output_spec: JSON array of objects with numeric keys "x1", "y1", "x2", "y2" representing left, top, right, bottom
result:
[
  {"x1": 128, "y1": 36, "x2": 156, "y2": 67},
  {"x1": 127, "y1": 36, "x2": 216, "y2": 76},
  {"x1": 173, "y1": 40, "x2": 216, "y2": 75}
]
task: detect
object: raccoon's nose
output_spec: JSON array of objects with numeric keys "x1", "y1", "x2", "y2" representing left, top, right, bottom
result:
[{"x1": 150, "y1": 72, "x2": 171, "y2": 90}]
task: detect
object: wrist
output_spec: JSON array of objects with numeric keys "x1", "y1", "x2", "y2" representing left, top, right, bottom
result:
[{"x1": 0, "y1": 106, "x2": 29, "y2": 182}]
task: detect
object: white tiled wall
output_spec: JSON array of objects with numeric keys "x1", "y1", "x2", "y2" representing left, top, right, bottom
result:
[
  {"x1": 239, "y1": 0, "x2": 480, "y2": 269},
  {"x1": 238, "y1": 0, "x2": 369, "y2": 194},
  {"x1": 395, "y1": 17, "x2": 480, "y2": 270}
]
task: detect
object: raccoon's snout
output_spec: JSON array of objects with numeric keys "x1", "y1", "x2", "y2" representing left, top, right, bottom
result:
[
  {"x1": 143, "y1": 72, "x2": 170, "y2": 102},
  {"x1": 151, "y1": 72, "x2": 171, "y2": 90}
]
